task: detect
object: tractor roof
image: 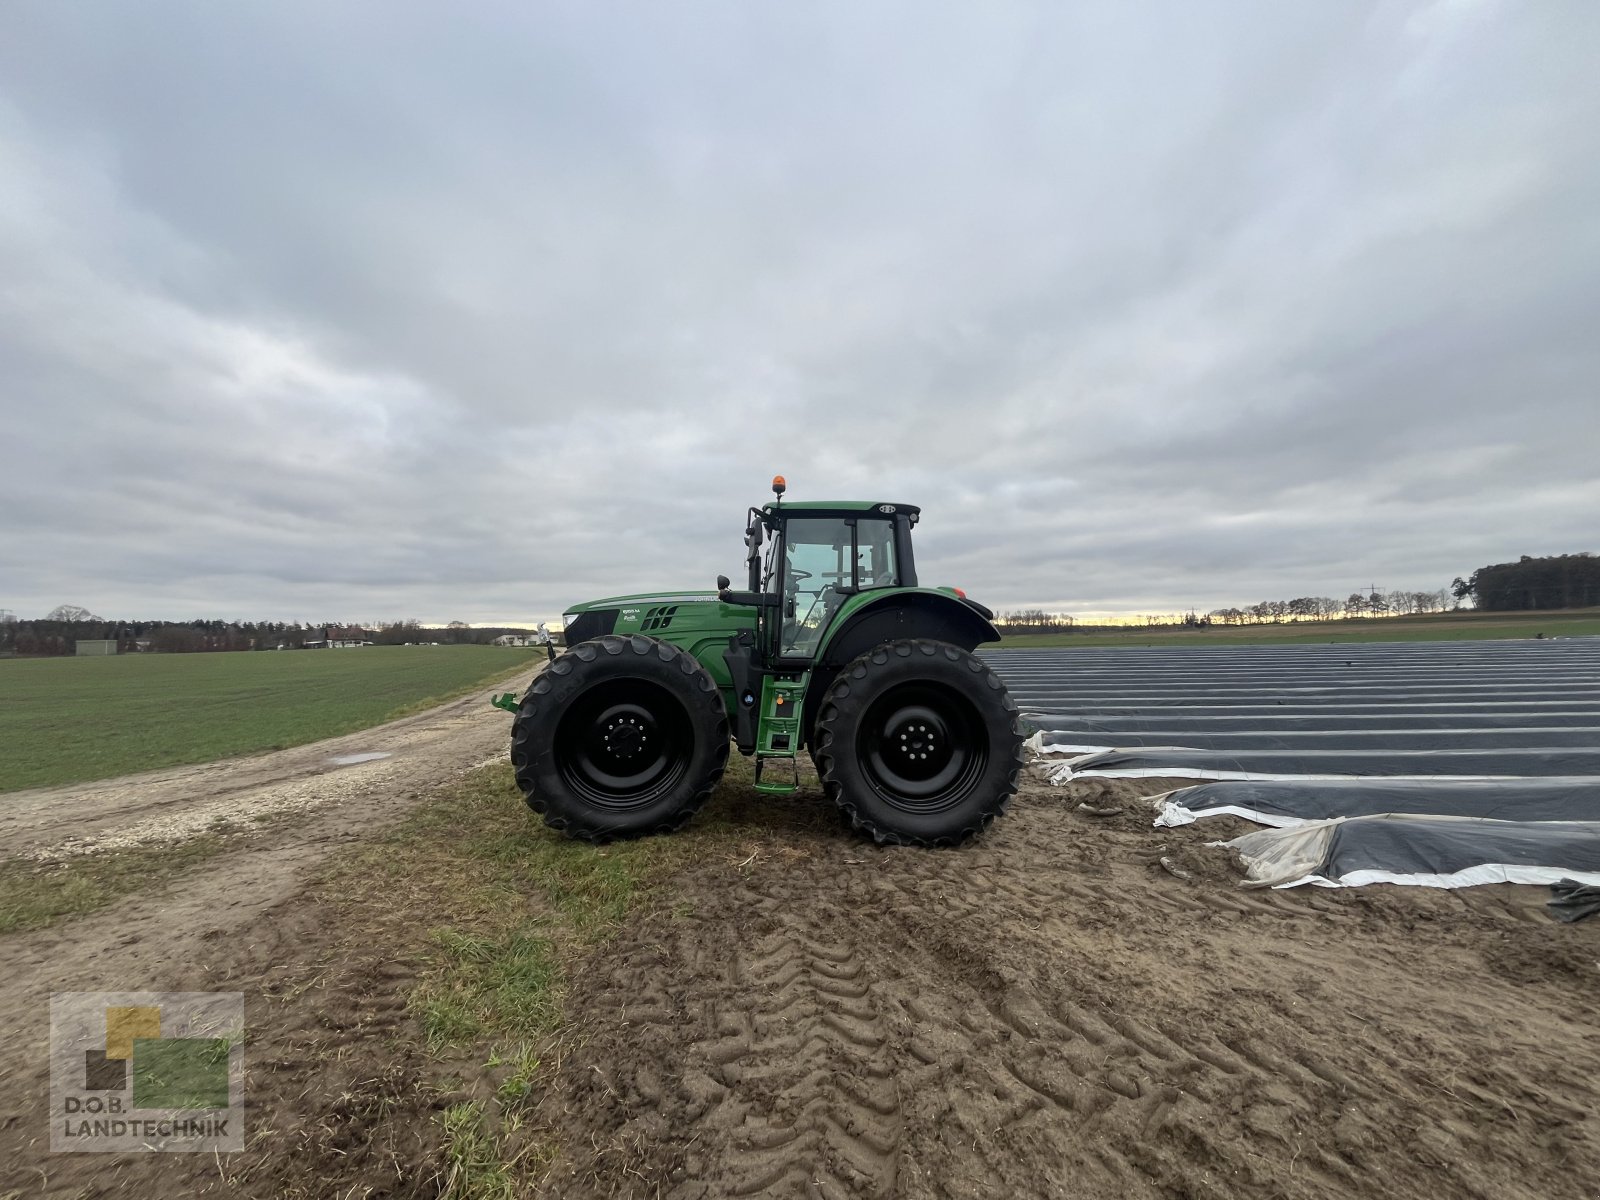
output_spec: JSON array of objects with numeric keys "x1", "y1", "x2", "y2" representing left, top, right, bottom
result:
[{"x1": 762, "y1": 500, "x2": 920, "y2": 519}]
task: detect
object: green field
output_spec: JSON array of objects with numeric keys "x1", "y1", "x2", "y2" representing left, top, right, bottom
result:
[
  {"x1": 989, "y1": 608, "x2": 1600, "y2": 648},
  {"x1": 0, "y1": 646, "x2": 536, "y2": 793}
]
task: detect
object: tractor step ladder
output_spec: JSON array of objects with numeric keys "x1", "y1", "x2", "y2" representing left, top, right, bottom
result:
[
  {"x1": 753, "y1": 754, "x2": 801, "y2": 794},
  {"x1": 752, "y1": 676, "x2": 803, "y2": 794}
]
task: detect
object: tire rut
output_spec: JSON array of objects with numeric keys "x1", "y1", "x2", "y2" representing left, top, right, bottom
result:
[{"x1": 534, "y1": 781, "x2": 1600, "y2": 1200}]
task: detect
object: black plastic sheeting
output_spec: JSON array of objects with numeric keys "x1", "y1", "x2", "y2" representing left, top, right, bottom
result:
[
  {"x1": 1043, "y1": 711, "x2": 1600, "y2": 732},
  {"x1": 984, "y1": 638, "x2": 1600, "y2": 890},
  {"x1": 993, "y1": 639, "x2": 1600, "y2": 723},
  {"x1": 1225, "y1": 815, "x2": 1600, "y2": 889},
  {"x1": 1158, "y1": 778, "x2": 1600, "y2": 827},
  {"x1": 1042, "y1": 727, "x2": 1600, "y2": 752},
  {"x1": 985, "y1": 638, "x2": 1600, "y2": 780},
  {"x1": 1056, "y1": 746, "x2": 1600, "y2": 779},
  {"x1": 1548, "y1": 879, "x2": 1600, "y2": 922}
]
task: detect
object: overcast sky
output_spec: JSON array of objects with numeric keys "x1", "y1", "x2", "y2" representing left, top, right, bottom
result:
[{"x1": 2, "y1": 1, "x2": 1597, "y2": 625}]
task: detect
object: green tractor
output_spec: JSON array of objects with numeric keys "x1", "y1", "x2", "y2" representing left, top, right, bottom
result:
[{"x1": 503, "y1": 477, "x2": 1025, "y2": 846}]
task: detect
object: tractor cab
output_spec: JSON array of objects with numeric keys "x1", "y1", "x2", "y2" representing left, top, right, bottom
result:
[{"x1": 735, "y1": 482, "x2": 921, "y2": 667}]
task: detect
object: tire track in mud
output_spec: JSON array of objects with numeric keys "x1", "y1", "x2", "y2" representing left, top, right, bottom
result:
[
  {"x1": 538, "y1": 785, "x2": 1600, "y2": 1200},
  {"x1": 849, "y1": 851, "x2": 1369, "y2": 1200},
  {"x1": 703, "y1": 932, "x2": 900, "y2": 1198},
  {"x1": 543, "y1": 846, "x2": 1357, "y2": 1198},
  {"x1": 549, "y1": 898, "x2": 904, "y2": 1200}
]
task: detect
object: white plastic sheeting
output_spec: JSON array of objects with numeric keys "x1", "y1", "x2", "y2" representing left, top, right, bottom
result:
[{"x1": 1222, "y1": 815, "x2": 1600, "y2": 890}]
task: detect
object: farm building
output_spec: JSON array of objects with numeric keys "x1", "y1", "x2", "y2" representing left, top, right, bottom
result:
[
  {"x1": 304, "y1": 626, "x2": 374, "y2": 649},
  {"x1": 494, "y1": 625, "x2": 557, "y2": 648},
  {"x1": 75, "y1": 639, "x2": 118, "y2": 656}
]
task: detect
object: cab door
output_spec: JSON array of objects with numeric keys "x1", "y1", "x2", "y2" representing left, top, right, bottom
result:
[{"x1": 769, "y1": 516, "x2": 900, "y2": 664}]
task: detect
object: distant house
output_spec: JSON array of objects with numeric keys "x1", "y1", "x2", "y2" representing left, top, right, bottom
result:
[
  {"x1": 495, "y1": 624, "x2": 556, "y2": 648},
  {"x1": 305, "y1": 626, "x2": 373, "y2": 649}
]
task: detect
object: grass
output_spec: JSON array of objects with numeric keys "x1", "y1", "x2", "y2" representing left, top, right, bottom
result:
[
  {"x1": 440, "y1": 1100, "x2": 518, "y2": 1200},
  {"x1": 987, "y1": 608, "x2": 1600, "y2": 648},
  {"x1": 0, "y1": 645, "x2": 536, "y2": 792},
  {"x1": 0, "y1": 835, "x2": 228, "y2": 934},
  {"x1": 362, "y1": 765, "x2": 739, "y2": 1050}
]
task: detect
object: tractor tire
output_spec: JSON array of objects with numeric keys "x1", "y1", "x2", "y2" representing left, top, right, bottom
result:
[
  {"x1": 813, "y1": 639, "x2": 1026, "y2": 846},
  {"x1": 510, "y1": 634, "x2": 729, "y2": 842}
]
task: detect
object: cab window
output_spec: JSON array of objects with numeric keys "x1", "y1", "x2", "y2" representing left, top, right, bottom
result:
[
  {"x1": 855, "y1": 519, "x2": 897, "y2": 589},
  {"x1": 777, "y1": 517, "x2": 897, "y2": 657}
]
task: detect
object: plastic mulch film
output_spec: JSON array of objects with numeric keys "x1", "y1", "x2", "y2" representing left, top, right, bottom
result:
[
  {"x1": 1154, "y1": 778, "x2": 1600, "y2": 829},
  {"x1": 1046, "y1": 747, "x2": 1600, "y2": 782},
  {"x1": 1221, "y1": 814, "x2": 1600, "y2": 890}
]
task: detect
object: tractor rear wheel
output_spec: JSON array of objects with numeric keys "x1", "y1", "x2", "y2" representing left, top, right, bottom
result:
[
  {"x1": 813, "y1": 638, "x2": 1025, "y2": 846},
  {"x1": 511, "y1": 634, "x2": 729, "y2": 842}
]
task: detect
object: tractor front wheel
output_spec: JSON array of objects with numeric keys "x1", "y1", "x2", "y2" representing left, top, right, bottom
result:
[
  {"x1": 511, "y1": 634, "x2": 729, "y2": 842},
  {"x1": 813, "y1": 639, "x2": 1025, "y2": 846}
]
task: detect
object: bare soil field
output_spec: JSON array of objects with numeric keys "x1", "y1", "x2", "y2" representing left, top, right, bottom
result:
[
  {"x1": 3, "y1": 692, "x2": 1598, "y2": 1199},
  {"x1": 531, "y1": 780, "x2": 1600, "y2": 1200}
]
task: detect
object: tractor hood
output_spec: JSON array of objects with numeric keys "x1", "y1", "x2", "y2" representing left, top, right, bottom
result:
[
  {"x1": 564, "y1": 591, "x2": 719, "y2": 617},
  {"x1": 560, "y1": 591, "x2": 751, "y2": 648}
]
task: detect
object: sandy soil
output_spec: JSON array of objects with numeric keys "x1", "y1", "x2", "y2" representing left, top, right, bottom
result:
[
  {"x1": 4, "y1": 715, "x2": 1599, "y2": 1199},
  {"x1": 533, "y1": 775, "x2": 1600, "y2": 1200}
]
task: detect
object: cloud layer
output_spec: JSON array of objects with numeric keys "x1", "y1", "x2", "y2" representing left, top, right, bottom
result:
[{"x1": 3, "y1": 2, "x2": 1596, "y2": 623}]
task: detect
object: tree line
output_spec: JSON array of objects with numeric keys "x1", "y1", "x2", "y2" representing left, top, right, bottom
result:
[
  {"x1": 0, "y1": 609, "x2": 531, "y2": 657},
  {"x1": 1452, "y1": 553, "x2": 1600, "y2": 611},
  {"x1": 1209, "y1": 588, "x2": 1454, "y2": 625},
  {"x1": 996, "y1": 587, "x2": 1455, "y2": 633}
]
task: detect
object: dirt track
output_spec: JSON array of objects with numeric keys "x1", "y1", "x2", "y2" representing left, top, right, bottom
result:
[
  {"x1": 3, "y1": 694, "x2": 1599, "y2": 1198},
  {"x1": 0, "y1": 668, "x2": 539, "y2": 1194}
]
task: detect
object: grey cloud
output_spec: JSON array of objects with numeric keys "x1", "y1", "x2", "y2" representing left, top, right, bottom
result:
[{"x1": 2, "y1": 1, "x2": 1597, "y2": 624}]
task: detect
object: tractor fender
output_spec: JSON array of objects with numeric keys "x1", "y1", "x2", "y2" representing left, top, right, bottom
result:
[{"x1": 802, "y1": 591, "x2": 1000, "y2": 746}]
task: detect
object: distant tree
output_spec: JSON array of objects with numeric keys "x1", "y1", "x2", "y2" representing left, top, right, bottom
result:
[
  {"x1": 151, "y1": 625, "x2": 204, "y2": 653},
  {"x1": 995, "y1": 610, "x2": 1076, "y2": 635},
  {"x1": 1455, "y1": 553, "x2": 1600, "y2": 611},
  {"x1": 374, "y1": 619, "x2": 425, "y2": 645}
]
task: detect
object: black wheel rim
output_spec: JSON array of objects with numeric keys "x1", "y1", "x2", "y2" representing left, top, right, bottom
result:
[
  {"x1": 553, "y1": 678, "x2": 694, "y2": 811},
  {"x1": 857, "y1": 681, "x2": 988, "y2": 814}
]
